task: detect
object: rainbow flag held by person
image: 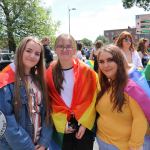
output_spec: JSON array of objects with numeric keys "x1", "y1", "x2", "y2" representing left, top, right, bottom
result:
[
  {"x1": 127, "y1": 66, "x2": 150, "y2": 124},
  {"x1": 46, "y1": 59, "x2": 99, "y2": 150},
  {"x1": 85, "y1": 60, "x2": 94, "y2": 69}
]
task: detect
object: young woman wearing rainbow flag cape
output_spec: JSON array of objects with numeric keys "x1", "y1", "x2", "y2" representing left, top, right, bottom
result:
[{"x1": 46, "y1": 34, "x2": 99, "y2": 150}]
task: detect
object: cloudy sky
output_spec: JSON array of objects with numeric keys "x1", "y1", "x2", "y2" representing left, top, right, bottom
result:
[{"x1": 42, "y1": 0, "x2": 148, "y2": 42}]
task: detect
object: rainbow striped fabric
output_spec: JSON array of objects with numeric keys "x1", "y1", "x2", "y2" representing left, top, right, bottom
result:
[
  {"x1": 85, "y1": 60, "x2": 94, "y2": 69},
  {"x1": 127, "y1": 65, "x2": 150, "y2": 123},
  {"x1": 0, "y1": 63, "x2": 15, "y2": 88},
  {"x1": 46, "y1": 59, "x2": 99, "y2": 150}
]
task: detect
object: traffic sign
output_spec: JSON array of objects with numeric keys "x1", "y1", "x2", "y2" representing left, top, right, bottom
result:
[{"x1": 136, "y1": 14, "x2": 150, "y2": 34}]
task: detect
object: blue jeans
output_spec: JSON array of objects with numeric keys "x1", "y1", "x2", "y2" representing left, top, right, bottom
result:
[
  {"x1": 96, "y1": 137, "x2": 118, "y2": 150},
  {"x1": 143, "y1": 135, "x2": 150, "y2": 150}
]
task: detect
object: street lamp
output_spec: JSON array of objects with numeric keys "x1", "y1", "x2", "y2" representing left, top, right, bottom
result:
[{"x1": 68, "y1": 7, "x2": 76, "y2": 34}]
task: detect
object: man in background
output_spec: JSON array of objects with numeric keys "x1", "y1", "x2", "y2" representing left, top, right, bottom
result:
[{"x1": 41, "y1": 37, "x2": 53, "y2": 68}]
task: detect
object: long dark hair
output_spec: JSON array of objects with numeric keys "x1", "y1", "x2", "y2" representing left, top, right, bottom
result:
[
  {"x1": 97, "y1": 45, "x2": 128, "y2": 112},
  {"x1": 52, "y1": 34, "x2": 77, "y2": 94},
  {"x1": 14, "y1": 36, "x2": 50, "y2": 124}
]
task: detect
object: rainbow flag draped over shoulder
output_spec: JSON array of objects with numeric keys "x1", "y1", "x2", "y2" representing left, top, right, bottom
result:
[
  {"x1": 128, "y1": 67, "x2": 150, "y2": 97},
  {"x1": 85, "y1": 60, "x2": 94, "y2": 69},
  {"x1": 0, "y1": 63, "x2": 15, "y2": 88},
  {"x1": 46, "y1": 59, "x2": 99, "y2": 150},
  {"x1": 126, "y1": 67, "x2": 150, "y2": 123}
]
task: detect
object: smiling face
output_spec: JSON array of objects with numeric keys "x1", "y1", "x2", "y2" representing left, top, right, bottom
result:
[
  {"x1": 22, "y1": 40, "x2": 41, "y2": 74},
  {"x1": 122, "y1": 36, "x2": 132, "y2": 49},
  {"x1": 55, "y1": 35, "x2": 76, "y2": 63},
  {"x1": 98, "y1": 51, "x2": 118, "y2": 80}
]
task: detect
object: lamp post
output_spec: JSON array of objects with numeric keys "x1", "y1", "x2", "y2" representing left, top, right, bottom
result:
[{"x1": 68, "y1": 8, "x2": 76, "y2": 34}]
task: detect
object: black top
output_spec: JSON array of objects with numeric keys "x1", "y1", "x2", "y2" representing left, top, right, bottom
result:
[
  {"x1": 93, "y1": 53, "x2": 98, "y2": 73},
  {"x1": 43, "y1": 45, "x2": 53, "y2": 67}
]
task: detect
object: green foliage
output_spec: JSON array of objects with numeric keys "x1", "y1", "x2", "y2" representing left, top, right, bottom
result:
[
  {"x1": 122, "y1": 0, "x2": 150, "y2": 11},
  {"x1": 81, "y1": 38, "x2": 92, "y2": 47},
  {"x1": 0, "y1": 0, "x2": 59, "y2": 51},
  {"x1": 95, "y1": 35, "x2": 109, "y2": 44}
]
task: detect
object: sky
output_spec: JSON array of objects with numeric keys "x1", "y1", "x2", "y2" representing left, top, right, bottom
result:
[{"x1": 42, "y1": 0, "x2": 149, "y2": 42}]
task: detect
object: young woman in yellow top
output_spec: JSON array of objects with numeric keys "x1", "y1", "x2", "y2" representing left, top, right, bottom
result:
[{"x1": 96, "y1": 44, "x2": 148, "y2": 150}]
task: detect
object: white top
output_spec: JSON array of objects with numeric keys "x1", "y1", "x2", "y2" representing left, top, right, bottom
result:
[
  {"x1": 131, "y1": 51, "x2": 143, "y2": 68},
  {"x1": 61, "y1": 68, "x2": 74, "y2": 108},
  {"x1": 76, "y1": 51, "x2": 83, "y2": 60}
]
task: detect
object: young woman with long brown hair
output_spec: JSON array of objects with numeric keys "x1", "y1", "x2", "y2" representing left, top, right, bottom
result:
[
  {"x1": 0, "y1": 36, "x2": 52, "y2": 150},
  {"x1": 96, "y1": 44, "x2": 149, "y2": 150}
]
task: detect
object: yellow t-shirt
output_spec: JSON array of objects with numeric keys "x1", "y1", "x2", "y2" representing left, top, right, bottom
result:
[{"x1": 96, "y1": 89, "x2": 148, "y2": 150}]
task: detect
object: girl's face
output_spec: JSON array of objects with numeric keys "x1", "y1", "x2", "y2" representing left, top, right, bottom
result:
[
  {"x1": 122, "y1": 36, "x2": 132, "y2": 49},
  {"x1": 55, "y1": 38, "x2": 76, "y2": 62},
  {"x1": 22, "y1": 40, "x2": 41, "y2": 74},
  {"x1": 145, "y1": 40, "x2": 149, "y2": 48},
  {"x1": 98, "y1": 51, "x2": 118, "y2": 80}
]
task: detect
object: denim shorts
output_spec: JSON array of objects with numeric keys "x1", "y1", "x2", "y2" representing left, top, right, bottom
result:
[
  {"x1": 143, "y1": 135, "x2": 150, "y2": 150},
  {"x1": 96, "y1": 137, "x2": 118, "y2": 150}
]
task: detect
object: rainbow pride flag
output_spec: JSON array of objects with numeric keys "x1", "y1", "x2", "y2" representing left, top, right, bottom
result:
[
  {"x1": 85, "y1": 60, "x2": 94, "y2": 69},
  {"x1": 46, "y1": 59, "x2": 99, "y2": 150},
  {"x1": 0, "y1": 63, "x2": 15, "y2": 88},
  {"x1": 127, "y1": 66, "x2": 150, "y2": 123}
]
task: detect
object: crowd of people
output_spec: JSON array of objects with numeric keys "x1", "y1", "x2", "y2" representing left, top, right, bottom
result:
[{"x1": 0, "y1": 31, "x2": 150, "y2": 150}]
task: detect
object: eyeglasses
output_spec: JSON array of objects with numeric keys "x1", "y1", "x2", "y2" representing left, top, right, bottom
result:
[
  {"x1": 123, "y1": 38, "x2": 132, "y2": 43},
  {"x1": 56, "y1": 45, "x2": 73, "y2": 50}
]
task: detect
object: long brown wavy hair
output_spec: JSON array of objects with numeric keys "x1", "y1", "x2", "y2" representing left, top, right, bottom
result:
[
  {"x1": 137, "y1": 38, "x2": 149, "y2": 56},
  {"x1": 97, "y1": 45, "x2": 128, "y2": 112},
  {"x1": 115, "y1": 31, "x2": 135, "y2": 51},
  {"x1": 14, "y1": 36, "x2": 50, "y2": 124},
  {"x1": 52, "y1": 34, "x2": 77, "y2": 94}
]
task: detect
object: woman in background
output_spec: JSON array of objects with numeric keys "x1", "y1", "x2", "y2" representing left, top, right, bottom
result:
[
  {"x1": 90, "y1": 40, "x2": 103, "y2": 72},
  {"x1": 116, "y1": 31, "x2": 143, "y2": 69},
  {"x1": 137, "y1": 38, "x2": 150, "y2": 67}
]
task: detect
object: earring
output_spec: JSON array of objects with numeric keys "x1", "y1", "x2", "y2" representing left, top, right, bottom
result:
[{"x1": 35, "y1": 65, "x2": 38, "y2": 75}]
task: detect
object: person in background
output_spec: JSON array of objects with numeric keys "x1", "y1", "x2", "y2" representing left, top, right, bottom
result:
[
  {"x1": 90, "y1": 40, "x2": 103, "y2": 72},
  {"x1": 0, "y1": 36, "x2": 52, "y2": 150},
  {"x1": 76, "y1": 42, "x2": 86, "y2": 61},
  {"x1": 41, "y1": 37, "x2": 53, "y2": 68},
  {"x1": 137, "y1": 38, "x2": 150, "y2": 67},
  {"x1": 116, "y1": 31, "x2": 143, "y2": 69},
  {"x1": 112, "y1": 35, "x2": 118, "y2": 44},
  {"x1": 46, "y1": 33, "x2": 99, "y2": 150},
  {"x1": 96, "y1": 44, "x2": 148, "y2": 150}
]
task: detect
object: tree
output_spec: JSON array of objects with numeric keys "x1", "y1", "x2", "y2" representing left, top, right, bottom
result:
[
  {"x1": 0, "y1": 0, "x2": 59, "y2": 52},
  {"x1": 95, "y1": 35, "x2": 109, "y2": 44},
  {"x1": 81, "y1": 38, "x2": 92, "y2": 47},
  {"x1": 122, "y1": 0, "x2": 150, "y2": 11}
]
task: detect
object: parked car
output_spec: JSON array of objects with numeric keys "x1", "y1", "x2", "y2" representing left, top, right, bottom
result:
[{"x1": 0, "y1": 53, "x2": 13, "y2": 71}]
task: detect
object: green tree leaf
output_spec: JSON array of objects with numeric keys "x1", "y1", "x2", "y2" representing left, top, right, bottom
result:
[{"x1": 0, "y1": 0, "x2": 59, "y2": 52}]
